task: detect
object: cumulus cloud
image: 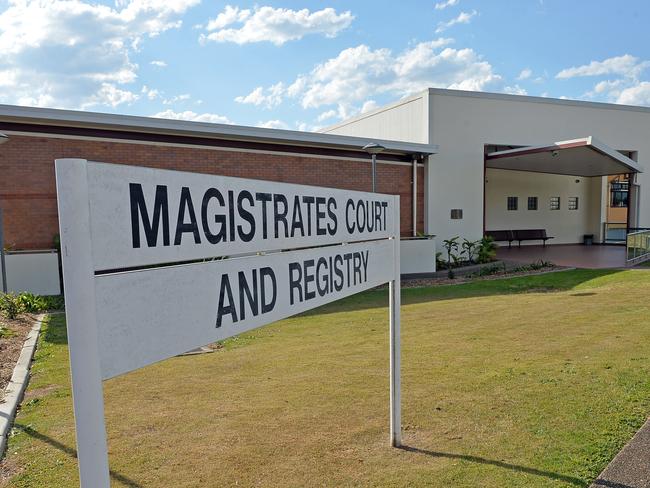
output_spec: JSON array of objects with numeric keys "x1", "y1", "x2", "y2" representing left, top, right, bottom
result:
[
  {"x1": 616, "y1": 82, "x2": 650, "y2": 105},
  {"x1": 556, "y1": 54, "x2": 649, "y2": 79},
  {"x1": 201, "y1": 5, "x2": 354, "y2": 45},
  {"x1": 557, "y1": 54, "x2": 650, "y2": 107},
  {"x1": 435, "y1": 10, "x2": 477, "y2": 33},
  {"x1": 0, "y1": 0, "x2": 198, "y2": 109},
  {"x1": 435, "y1": 0, "x2": 459, "y2": 10},
  {"x1": 517, "y1": 68, "x2": 532, "y2": 80},
  {"x1": 152, "y1": 109, "x2": 233, "y2": 124},
  {"x1": 236, "y1": 38, "x2": 506, "y2": 123},
  {"x1": 234, "y1": 82, "x2": 284, "y2": 108},
  {"x1": 256, "y1": 119, "x2": 289, "y2": 129}
]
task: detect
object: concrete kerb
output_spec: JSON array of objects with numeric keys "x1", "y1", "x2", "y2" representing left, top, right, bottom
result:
[{"x1": 0, "y1": 313, "x2": 46, "y2": 459}]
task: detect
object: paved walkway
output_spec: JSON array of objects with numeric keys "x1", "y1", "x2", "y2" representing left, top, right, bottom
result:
[
  {"x1": 496, "y1": 244, "x2": 626, "y2": 269},
  {"x1": 590, "y1": 418, "x2": 650, "y2": 488}
]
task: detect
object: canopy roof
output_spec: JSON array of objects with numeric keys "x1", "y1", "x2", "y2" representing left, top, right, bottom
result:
[{"x1": 485, "y1": 137, "x2": 642, "y2": 176}]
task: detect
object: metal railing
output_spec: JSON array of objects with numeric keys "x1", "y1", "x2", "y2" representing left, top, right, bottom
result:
[
  {"x1": 626, "y1": 229, "x2": 650, "y2": 265},
  {"x1": 604, "y1": 222, "x2": 627, "y2": 243}
]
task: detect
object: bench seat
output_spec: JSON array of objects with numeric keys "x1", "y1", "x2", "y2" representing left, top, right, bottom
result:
[{"x1": 512, "y1": 229, "x2": 555, "y2": 247}]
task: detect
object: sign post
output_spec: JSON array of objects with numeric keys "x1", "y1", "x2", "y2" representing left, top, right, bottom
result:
[
  {"x1": 56, "y1": 159, "x2": 402, "y2": 487},
  {"x1": 389, "y1": 202, "x2": 401, "y2": 447}
]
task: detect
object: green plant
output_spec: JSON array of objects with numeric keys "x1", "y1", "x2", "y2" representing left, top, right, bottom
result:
[
  {"x1": 16, "y1": 293, "x2": 64, "y2": 312},
  {"x1": 17, "y1": 292, "x2": 47, "y2": 312},
  {"x1": 477, "y1": 236, "x2": 497, "y2": 264},
  {"x1": 442, "y1": 236, "x2": 460, "y2": 270},
  {"x1": 435, "y1": 251, "x2": 445, "y2": 270},
  {"x1": 0, "y1": 292, "x2": 24, "y2": 319},
  {"x1": 461, "y1": 238, "x2": 479, "y2": 263}
]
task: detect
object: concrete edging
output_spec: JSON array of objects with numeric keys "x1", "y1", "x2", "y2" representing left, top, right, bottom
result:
[{"x1": 0, "y1": 314, "x2": 45, "y2": 459}]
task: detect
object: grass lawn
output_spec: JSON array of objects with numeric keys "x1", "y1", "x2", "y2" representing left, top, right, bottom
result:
[{"x1": 2, "y1": 269, "x2": 650, "y2": 487}]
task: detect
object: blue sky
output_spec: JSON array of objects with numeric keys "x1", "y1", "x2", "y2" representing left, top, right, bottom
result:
[{"x1": 1, "y1": 0, "x2": 649, "y2": 130}]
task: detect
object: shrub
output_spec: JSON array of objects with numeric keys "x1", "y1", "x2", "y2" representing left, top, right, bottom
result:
[
  {"x1": 17, "y1": 292, "x2": 47, "y2": 312},
  {"x1": 442, "y1": 236, "x2": 460, "y2": 269},
  {"x1": 461, "y1": 238, "x2": 479, "y2": 263},
  {"x1": 477, "y1": 236, "x2": 497, "y2": 264},
  {"x1": 0, "y1": 293, "x2": 23, "y2": 319},
  {"x1": 17, "y1": 292, "x2": 64, "y2": 312}
]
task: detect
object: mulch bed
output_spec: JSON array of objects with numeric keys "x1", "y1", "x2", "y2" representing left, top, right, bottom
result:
[
  {"x1": 376, "y1": 265, "x2": 568, "y2": 290},
  {"x1": 0, "y1": 314, "x2": 38, "y2": 403}
]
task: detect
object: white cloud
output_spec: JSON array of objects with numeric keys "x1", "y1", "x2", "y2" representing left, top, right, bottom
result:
[
  {"x1": 257, "y1": 119, "x2": 289, "y2": 129},
  {"x1": 558, "y1": 54, "x2": 650, "y2": 107},
  {"x1": 150, "y1": 60, "x2": 167, "y2": 67},
  {"x1": 163, "y1": 93, "x2": 191, "y2": 105},
  {"x1": 152, "y1": 109, "x2": 233, "y2": 124},
  {"x1": 616, "y1": 82, "x2": 650, "y2": 105},
  {"x1": 235, "y1": 82, "x2": 284, "y2": 108},
  {"x1": 556, "y1": 54, "x2": 649, "y2": 79},
  {"x1": 201, "y1": 5, "x2": 354, "y2": 45},
  {"x1": 503, "y1": 84, "x2": 527, "y2": 96},
  {"x1": 435, "y1": 0, "x2": 459, "y2": 10},
  {"x1": 141, "y1": 85, "x2": 161, "y2": 100},
  {"x1": 0, "y1": 0, "x2": 198, "y2": 109},
  {"x1": 237, "y1": 38, "x2": 506, "y2": 123},
  {"x1": 316, "y1": 109, "x2": 338, "y2": 122},
  {"x1": 436, "y1": 10, "x2": 477, "y2": 33},
  {"x1": 361, "y1": 100, "x2": 379, "y2": 113},
  {"x1": 517, "y1": 68, "x2": 532, "y2": 80}
]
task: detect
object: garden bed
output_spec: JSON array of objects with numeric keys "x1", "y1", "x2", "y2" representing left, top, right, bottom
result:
[
  {"x1": 0, "y1": 314, "x2": 38, "y2": 402},
  {"x1": 0, "y1": 293, "x2": 64, "y2": 403}
]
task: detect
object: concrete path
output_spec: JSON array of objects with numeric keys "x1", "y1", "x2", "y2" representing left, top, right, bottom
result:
[{"x1": 590, "y1": 418, "x2": 650, "y2": 488}]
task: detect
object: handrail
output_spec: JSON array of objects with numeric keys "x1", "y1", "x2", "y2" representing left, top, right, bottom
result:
[{"x1": 626, "y1": 229, "x2": 650, "y2": 265}]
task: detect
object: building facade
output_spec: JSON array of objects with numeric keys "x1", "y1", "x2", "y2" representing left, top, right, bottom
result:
[
  {"x1": 0, "y1": 106, "x2": 437, "y2": 293},
  {"x1": 323, "y1": 88, "x2": 647, "y2": 250}
]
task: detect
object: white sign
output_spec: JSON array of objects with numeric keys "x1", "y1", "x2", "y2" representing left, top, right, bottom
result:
[
  {"x1": 86, "y1": 162, "x2": 396, "y2": 270},
  {"x1": 56, "y1": 159, "x2": 401, "y2": 488}
]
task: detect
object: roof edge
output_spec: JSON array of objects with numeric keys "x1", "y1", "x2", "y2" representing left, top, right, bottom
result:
[
  {"x1": 428, "y1": 88, "x2": 650, "y2": 115},
  {"x1": 0, "y1": 104, "x2": 438, "y2": 157}
]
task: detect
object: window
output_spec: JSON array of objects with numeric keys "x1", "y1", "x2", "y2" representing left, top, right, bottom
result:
[
  {"x1": 568, "y1": 197, "x2": 579, "y2": 210},
  {"x1": 527, "y1": 197, "x2": 538, "y2": 210},
  {"x1": 610, "y1": 182, "x2": 629, "y2": 208},
  {"x1": 450, "y1": 209, "x2": 463, "y2": 219},
  {"x1": 507, "y1": 196, "x2": 518, "y2": 211},
  {"x1": 550, "y1": 197, "x2": 560, "y2": 210}
]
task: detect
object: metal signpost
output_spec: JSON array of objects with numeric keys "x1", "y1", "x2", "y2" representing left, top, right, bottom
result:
[{"x1": 56, "y1": 159, "x2": 401, "y2": 487}]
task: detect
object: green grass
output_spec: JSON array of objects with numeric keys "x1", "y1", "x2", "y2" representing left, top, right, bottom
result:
[{"x1": 3, "y1": 269, "x2": 650, "y2": 487}]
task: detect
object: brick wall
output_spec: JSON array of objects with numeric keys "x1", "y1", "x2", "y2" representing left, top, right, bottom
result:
[{"x1": 0, "y1": 134, "x2": 425, "y2": 249}]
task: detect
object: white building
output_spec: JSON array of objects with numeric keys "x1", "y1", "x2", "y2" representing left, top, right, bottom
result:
[{"x1": 322, "y1": 88, "x2": 647, "y2": 251}]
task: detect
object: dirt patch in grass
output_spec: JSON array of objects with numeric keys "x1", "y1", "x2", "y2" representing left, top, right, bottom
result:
[{"x1": 0, "y1": 314, "x2": 38, "y2": 401}]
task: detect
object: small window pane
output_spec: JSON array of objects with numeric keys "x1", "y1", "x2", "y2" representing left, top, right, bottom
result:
[
  {"x1": 507, "y1": 196, "x2": 518, "y2": 211},
  {"x1": 450, "y1": 208, "x2": 463, "y2": 219},
  {"x1": 568, "y1": 197, "x2": 579, "y2": 210},
  {"x1": 550, "y1": 197, "x2": 560, "y2": 210},
  {"x1": 527, "y1": 197, "x2": 538, "y2": 210}
]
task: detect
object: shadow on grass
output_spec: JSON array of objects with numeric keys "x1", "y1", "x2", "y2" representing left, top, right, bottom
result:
[
  {"x1": 591, "y1": 480, "x2": 634, "y2": 488},
  {"x1": 398, "y1": 445, "x2": 588, "y2": 487},
  {"x1": 14, "y1": 424, "x2": 142, "y2": 487},
  {"x1": 302, "y1": 268, "x2": 623, "y2": 317},
  {"x1": 42, "y1": 314, "x2": 67, "y2": 345}
]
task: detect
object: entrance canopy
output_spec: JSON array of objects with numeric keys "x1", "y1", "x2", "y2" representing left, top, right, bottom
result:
[{"x1": 485, "y1": 136, "x2": 642, "y2": 176}]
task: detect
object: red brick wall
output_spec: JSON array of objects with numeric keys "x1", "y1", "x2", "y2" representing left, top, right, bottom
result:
[{"x1": 0, "y1": 134, "x2": 425, "y2": 249}]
